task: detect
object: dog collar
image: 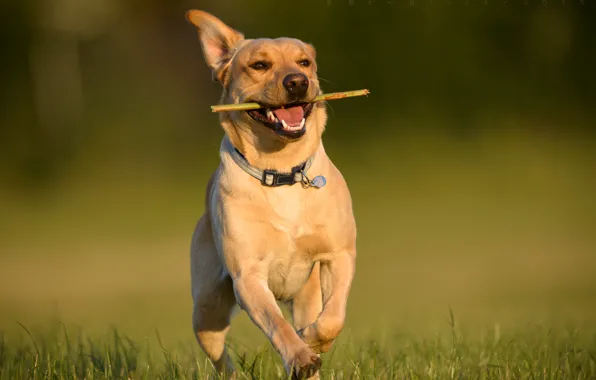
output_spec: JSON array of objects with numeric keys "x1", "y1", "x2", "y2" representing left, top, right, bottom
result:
[{"x1": 222, "y1": 137, "x2": 326, "y2": 188}]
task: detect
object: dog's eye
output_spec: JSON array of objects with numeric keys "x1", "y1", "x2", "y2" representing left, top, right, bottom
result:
[
  {"x1": 249, "y1": 61, "x2": 270, "y2": 71},
  {"x1": 298, "y1": 59, "x2": 311, "y2": 68}
]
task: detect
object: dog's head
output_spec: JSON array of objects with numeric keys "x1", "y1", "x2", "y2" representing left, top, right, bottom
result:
[{"x1": 186, "y1": 10, "x2": 327, "y2": 145}]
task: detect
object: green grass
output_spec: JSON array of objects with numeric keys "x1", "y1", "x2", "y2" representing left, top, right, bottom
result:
[{"x1": 1, "y1": 315, "x2": 595, "y2": 379}]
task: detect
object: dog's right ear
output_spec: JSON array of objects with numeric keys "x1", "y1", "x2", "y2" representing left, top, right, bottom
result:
[{"x1": 186, "y1": 10, "x2": 244, "y2": 83}]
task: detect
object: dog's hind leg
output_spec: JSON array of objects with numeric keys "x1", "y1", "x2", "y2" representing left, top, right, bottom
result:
[
  {"x1": 192, "y1": 278, "x2": 236, "y2": 376},
  {"x1": 191, "y1": 215, "x2": 237, "y2": 377}
]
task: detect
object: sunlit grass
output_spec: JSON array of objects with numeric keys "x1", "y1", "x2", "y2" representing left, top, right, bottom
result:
[{"x1": 1, "y1": 316, "x2": 595, "y2": 379}]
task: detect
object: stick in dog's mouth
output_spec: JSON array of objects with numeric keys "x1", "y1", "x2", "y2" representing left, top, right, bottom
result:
[
  {"x1": 247, "y1": 102, "x2": 314, "y2": 139},
  {"x1": 210, "y1": 89, "x2": 370, "y2": 113}
]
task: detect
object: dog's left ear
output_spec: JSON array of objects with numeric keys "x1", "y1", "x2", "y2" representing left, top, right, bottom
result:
[
  {"x1": 186, "y1": 10, "x2": 244, "y2": 83},
  {"x1": 305, "y1": 43, "x2": 317, "y2": 60}
]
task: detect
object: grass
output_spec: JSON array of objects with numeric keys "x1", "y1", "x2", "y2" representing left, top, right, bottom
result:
[{"x1": 1, "y1": 315, "x2": 595, "y2": 379}]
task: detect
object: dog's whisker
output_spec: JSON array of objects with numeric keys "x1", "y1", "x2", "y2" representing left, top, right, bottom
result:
[
  {"x1": 317, "y1": 76, "x2": 334, "y2": 85},
  {"x1": 326, "y1": 102, "x2": 337, "y2": 118}
]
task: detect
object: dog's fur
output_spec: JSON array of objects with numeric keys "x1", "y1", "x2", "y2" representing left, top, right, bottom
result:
[{"x1": 186, "y1": 10, "x2": 357, "y2": 379}]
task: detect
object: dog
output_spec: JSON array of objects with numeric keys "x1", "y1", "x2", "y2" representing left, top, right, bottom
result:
[{"x1": 186, "y1": 10, "x2": 357, "y2": 379}]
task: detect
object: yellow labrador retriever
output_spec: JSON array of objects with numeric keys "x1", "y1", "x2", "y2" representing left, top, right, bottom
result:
[{"x1": 186, "y1": 10, "x2": 357, "y2": 379}]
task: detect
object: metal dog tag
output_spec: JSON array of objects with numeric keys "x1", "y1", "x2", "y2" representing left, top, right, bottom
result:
[{"x1": 310, "y1": 175, "x2": 326, "y2": 188}]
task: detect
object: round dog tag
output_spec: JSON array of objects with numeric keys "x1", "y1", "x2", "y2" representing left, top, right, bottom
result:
[{"x1": 311, "y1": 175, "x2": 326, "y2": 188}]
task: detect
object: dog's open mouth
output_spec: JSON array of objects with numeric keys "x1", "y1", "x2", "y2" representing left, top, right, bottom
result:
[{"x1": 247, "y1": 102, "x2": 314, "y2": 139}]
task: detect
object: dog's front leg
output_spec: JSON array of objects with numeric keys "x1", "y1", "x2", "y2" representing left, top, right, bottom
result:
[
  {"x1": 233, "y1": 273, "x2": 322, "y2": 378},
  {"x1": 298, "y1": 251, "x2": 355, "y2": 353}
]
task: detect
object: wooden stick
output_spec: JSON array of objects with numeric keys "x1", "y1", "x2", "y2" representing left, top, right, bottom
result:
[{"x1": 210, "y1": 89, "x2": 370, "y2": 113}]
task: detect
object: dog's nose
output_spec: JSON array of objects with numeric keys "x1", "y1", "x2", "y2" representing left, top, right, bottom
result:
[{"x1": 282, "y1": 73, "x2": 309, "y2": 98}]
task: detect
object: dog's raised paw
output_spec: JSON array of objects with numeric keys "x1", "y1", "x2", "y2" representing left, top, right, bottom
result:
[
  {"x1": 297, "y1": 324, "x2": 337, "y2": 354},
  {"x1": 290, "y1": 347, "x2": 321, "y2": 380}
]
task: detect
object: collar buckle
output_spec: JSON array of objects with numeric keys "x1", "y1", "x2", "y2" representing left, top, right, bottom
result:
[{"x1": 261, "y1": 167, "x2": 305, "y2": 187}]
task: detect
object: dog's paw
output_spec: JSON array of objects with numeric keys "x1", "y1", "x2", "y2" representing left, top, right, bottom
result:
[
  {"x1": 288, "y1": 346, "x2": 321, "y2": 380},
  {"x1": 297, "y1": 324, "x2": 337, "y2": 354}
]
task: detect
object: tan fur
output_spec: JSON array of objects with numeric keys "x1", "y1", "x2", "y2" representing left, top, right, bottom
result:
[{"x1": 186, "y1": 10, "x2": 357, "y2": 379}]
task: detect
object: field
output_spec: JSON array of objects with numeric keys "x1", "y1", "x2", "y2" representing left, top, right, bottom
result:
[
  {"x1": 1, "y1": 318, "x2": 595, "y2": 379},
  {"x1": 1, "y1": 129, "x2": 596, "y2": 379}
]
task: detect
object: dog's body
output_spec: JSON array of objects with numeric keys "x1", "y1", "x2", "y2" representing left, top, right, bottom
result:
[{"x1": 186, "y1": 10, "x2": 357, "y2": 379}]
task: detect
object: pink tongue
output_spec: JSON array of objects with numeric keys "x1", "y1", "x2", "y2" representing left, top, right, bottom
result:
[{"x1": 273, "y1": 106, "x2": 304, "y2": 126}]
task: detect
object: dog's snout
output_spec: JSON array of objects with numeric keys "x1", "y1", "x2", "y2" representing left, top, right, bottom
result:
[{"x1": 283, "y1": 73, "x2": 309, "y2": 98}]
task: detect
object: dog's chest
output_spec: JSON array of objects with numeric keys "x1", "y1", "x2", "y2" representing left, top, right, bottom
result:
[
  {"x1": 261, "y1": 188, "x2": 333, "y2": 299},
  {"x1": 264, "y1": 188, "x2": 333, "y2": 252},
  {"x1": 264, "y1": 188, "x2": 304, "y2": 222},
  {"x1": 266, "y1": 253, "x2": 314, "y2": 301}
]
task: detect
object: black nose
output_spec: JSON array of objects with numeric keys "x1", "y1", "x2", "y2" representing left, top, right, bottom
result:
[{"x1": 282, "y1": 73, "x2": 309, "y2": 98}]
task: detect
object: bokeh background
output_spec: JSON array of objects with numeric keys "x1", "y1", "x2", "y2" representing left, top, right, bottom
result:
[{"x1": 1, "y1": 0, "x2": 595, "y2": 349}]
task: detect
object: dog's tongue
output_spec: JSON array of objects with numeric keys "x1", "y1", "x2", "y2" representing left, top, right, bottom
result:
[{"x1": 273, "y1": 106, "x2": 304, "y2": 126}]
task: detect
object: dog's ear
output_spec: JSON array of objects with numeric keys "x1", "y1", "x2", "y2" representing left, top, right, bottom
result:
[
  {"x1": 186, "y1": 10, "x2": 244, "y2": 82},
  {"x1": 305, "y1": 43, "x2": 317, "y2": 60}
]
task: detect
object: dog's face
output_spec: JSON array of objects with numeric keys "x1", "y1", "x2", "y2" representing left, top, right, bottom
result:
[
  {"x1": 187, "y1": 11, "x2": 325, "y2": 142},
  {"x1": 226, "y1": 38, "x2": 321, "y2": 141}
]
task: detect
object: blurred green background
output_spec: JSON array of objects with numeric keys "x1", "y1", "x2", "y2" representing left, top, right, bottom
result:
[{"x1": 1, "y1": 0, "x2": 595, "y2": 349}]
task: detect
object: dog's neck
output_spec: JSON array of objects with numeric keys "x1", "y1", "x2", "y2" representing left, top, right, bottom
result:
[{"x1": 221, "y1": 120, "x2": 323, "y2": 173}]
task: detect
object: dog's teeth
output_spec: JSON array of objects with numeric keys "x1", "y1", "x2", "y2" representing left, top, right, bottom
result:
[
  {"x1": 281, "y1": 120, "x2": 288, "y2": 129},
  {"x1": 300, "y1": 118, "x2": 305, "y2": 128},
  {"x1": 267, "y1": 109, "x2": 275, "y2": 122}
]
